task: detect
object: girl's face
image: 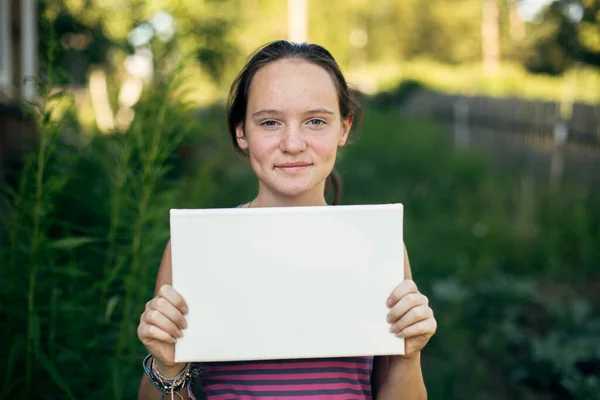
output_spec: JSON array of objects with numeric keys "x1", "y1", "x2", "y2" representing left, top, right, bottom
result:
[{"x1": 236, "y1": 59, "x2": 353, "y2": 204}]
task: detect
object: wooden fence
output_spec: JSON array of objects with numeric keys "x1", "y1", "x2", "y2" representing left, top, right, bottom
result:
[
  {"x1": 398, "y1": 90, "x2": 600, "y2": 188},
  {"x1": 401, "y1": 90, "x2": 600, "y2": 149}
]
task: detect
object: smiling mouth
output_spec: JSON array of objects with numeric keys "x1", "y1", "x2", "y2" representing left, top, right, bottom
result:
[{"x1": 275, "y1": 162, "x2": 312, "y2": 172}]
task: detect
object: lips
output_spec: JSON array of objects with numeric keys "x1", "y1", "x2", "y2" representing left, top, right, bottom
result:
[
  {"x1": 275, "y1": 161, "x2": 312, "y2": 173},
  {"x1": 277, "y1": 162, "x2": 312, "y2": 168}
]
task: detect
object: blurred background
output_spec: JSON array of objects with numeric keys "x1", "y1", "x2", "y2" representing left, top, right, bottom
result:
[{"x1": 1, "y1": 0, "x2": 599, "y2": 399}]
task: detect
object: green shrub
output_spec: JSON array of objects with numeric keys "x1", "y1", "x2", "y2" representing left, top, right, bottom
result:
[
  {"x1": 427, "y1": 276, "x2": 600, "y2": 400},
  {"x1": 0, "y1": 55, "x2": 203, "y2": 398}
]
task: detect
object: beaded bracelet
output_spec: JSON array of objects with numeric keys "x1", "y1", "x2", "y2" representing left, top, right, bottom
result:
[
  {"x1": 151, "y1": 356, "x2": 191, "y2": 391},
  {"x1": 142, "y1": 354, "x2": 191, "y2": 396}
]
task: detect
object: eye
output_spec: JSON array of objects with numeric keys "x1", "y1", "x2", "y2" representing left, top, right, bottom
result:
[
  {"x1": 307, "y1": 119, "x2": 326, "y2": 126},
  {"x1": 260, "y1": 120, "x2": 279, "y2": 128}
]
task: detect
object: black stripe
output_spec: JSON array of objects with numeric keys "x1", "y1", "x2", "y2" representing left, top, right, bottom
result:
[
  {"x1": 202, "y1": 377, "x2": 372, "y2": 386},
  {"x1": 204, "y1": 388, "x2": 372, "y2": 397},
  {"x1": 200, "y1": 367, "x2": 371, "y2": 377}
]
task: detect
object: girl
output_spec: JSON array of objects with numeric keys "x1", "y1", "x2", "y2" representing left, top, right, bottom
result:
[{"x1": 137, "y1": 40, "x2": 437, "y2": 399}]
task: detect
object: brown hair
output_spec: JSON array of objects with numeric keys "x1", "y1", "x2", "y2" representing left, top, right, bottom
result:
[{"x1": 226, "y1": 40, "x2": 361, "y2": 205}]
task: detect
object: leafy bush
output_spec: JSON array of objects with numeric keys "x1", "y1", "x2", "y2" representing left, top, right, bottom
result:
[
  {"x1": 428, "y1": 276, "x2": 600, "y2": 400},
  {"x1": 0, "y1": 58, "x2": 202, "y2": 398}
]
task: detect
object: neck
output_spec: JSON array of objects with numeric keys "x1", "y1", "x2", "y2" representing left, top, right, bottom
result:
[{"x1": 250, "y1": 182, "x2": 328, "y2": 208}]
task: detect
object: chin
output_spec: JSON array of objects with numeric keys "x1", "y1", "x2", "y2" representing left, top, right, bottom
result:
[
  {"x1": 269, "y1": 178, "x2": 320, "y2": 199},
  {"x1": 276, "y1": 184, "x2": 314, "y2": 198}
]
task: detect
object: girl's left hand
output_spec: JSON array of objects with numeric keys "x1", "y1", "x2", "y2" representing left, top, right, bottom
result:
[{"x1": 386, "y1": 279, "x2": 437, "y2": 357}]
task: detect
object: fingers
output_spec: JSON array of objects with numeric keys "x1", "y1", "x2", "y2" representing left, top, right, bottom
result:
[
  {"x1": 385, "y1": 279, "x2": 437, "y2": 352},
  {"x1": 138, "y1": 285, "x2": 188, "y2": 345},
  {"x1": 157, "y1": 285, "x2": 188, "y2": 315},
  {"x1": 138, "y1": 323, "x2": 177, "y2": 344},
  {"x1": 142, "y1": 309, "x2": 184, "y2": 339},
  {"x1": 386, "y1": 279, "x2": 419, "y2": 308},
  {"x1": 389, "y1": 305, "x2": 432, "y2": 335},
  {"x1": 386, "y1": 291, "x2": 428, "y2": 324},
  {"x1": 396, "y1": 316, "x2": 437, "y2": 339},
  {"x1": 147, "y1": 295, "x2": 188, "y2": 331}
]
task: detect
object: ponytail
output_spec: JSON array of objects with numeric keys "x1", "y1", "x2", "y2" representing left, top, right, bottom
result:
[{"x1": 325, "y1": 169, "x2": 342, "y2": 205}]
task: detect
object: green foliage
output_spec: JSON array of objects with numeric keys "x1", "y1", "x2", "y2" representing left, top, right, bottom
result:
[
  {"x1": 526, "y1": 0, "x2": 600, "y2": 74},
  {"x1": 0, "y1": 46, "x2": 201, "y2": 399},
  {"x1": 40, "y1": 0, "x2": 600, "y2": 110},
  {"x1": 3, "y1": 91, "x2": 599, "y2": 399},
  {"x1": 357, "y1": 60, "x2": 600, "y2": 104},
  {"x1": 428, "y1": 276, "x2": 600, "y2": 399},
  {"x1": 3, "y1": 11, "x2": 600, "y2": 397}
]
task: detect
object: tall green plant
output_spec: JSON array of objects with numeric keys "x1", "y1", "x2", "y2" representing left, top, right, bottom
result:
[
  {"x1": 0, "y1": 27, "x2": 200, "y2": 399},
  {"x1": 0, "y1": 18, "x2": 78, "y2": 399},
  {"x1": 114, "y1": 63, "x2": 197, "y2": 364}
]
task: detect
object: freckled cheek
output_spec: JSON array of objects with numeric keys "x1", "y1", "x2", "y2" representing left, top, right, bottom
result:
[
  {"x1": 308, "y1": 137, "x2": 339, "y2": 164},
  {"x1": 248, "y1": 138, "x2": 280, "y2": 169}
]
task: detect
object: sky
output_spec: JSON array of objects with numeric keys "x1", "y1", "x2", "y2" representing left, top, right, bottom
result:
[{"x1": 518, "y1": 0, "x2": 555, "y2": 22}]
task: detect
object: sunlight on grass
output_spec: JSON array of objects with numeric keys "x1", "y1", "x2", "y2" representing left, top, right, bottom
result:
[{"x1": 347, "y1": 60, "x2": 600, "y2": 104}]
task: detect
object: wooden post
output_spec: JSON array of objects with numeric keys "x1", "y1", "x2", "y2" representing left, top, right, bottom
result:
[
  {"x1": 0, "y1": 0, "x2": 13, "y2": 98},
  {"x1": 288, "y1": 0, "x2": 308, "y2": 43},
  {"x1": 550, "y1": 65, "x2": 577, "y2": 189},
  {"x1": 20, "y1": 0, "x2": 37, "y2": 101},
  {"x1": 482, "y1": 0, "x2": 500, "y2": 75}
]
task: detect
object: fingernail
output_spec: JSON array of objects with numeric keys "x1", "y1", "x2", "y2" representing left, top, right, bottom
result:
[
  {"x1": 386, "y1": 298, "x2": 393, "y2": 308},
  {"x1": 178, "y1": 330, "x2": 184, "y2": 338},
  {"x1": 182, "y1": 306, "x2": 188, "y2": 315},
  {"x1": 396, "y1": 331, "x2": 404, "y2": 338},
  {"x1": 389, "y1": 324, "x2": 396, "y2": 333}
]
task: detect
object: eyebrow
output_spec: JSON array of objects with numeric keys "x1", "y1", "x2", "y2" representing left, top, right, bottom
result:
[{"x1": 251, "y1": 108, "x2": 335, "y2": 117}]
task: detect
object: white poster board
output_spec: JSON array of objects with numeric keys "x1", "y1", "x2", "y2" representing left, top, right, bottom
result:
[{"x1": 170, "y1": 203, "x2": 405, "y2": 363}]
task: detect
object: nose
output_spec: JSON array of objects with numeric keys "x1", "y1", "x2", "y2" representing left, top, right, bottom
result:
[{"x1": 279, "y1": 125, "x2": 307, "y2": 154}]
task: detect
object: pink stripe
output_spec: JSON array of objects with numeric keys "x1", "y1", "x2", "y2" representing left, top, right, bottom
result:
[
  {"x1": 204, "y1": 361, "x2": 369, "y2": 371},
  {"x1": 203, "y1": 381, "x2": 369, "y2": 392},
  {"x1": 193, "y1": 357, "x2": 373, "y2": 399},
  {"x1": 204, "y1": 371, "x2": 369, "y2": 381},
  {"x1": 206, "y1": 395, "x2": 370, "y2": 400}
]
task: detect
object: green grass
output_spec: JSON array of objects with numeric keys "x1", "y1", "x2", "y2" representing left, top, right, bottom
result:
[{"x1": 346, "y1": 60, "x2": 600, "y2": 105}]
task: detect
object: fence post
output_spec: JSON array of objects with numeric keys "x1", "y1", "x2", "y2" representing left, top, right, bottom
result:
[
  {"x1": 550, "y1": 121, "x2": 567, "y2": 190},
  {"x1": 550, "y1": 64, "x2": 577, "y2": 189}
]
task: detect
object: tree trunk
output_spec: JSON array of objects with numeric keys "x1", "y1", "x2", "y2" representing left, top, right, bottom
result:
[
  {"x1": 288, "y1": 0, "x2": 308, "y2": 43},
  {"x1": 482, "y1": 0, "x2": 500, "y2": 75}
]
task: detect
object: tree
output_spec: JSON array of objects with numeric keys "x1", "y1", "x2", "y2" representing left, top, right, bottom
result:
[
  {"x1": 554, "y1": 0, "x2": 600, "y2": 67},
  {"x1": 42, "y1": 0, "x2": 242, "y2": 85},
  {"x1": 525, "y1": 0, "x2": 600, "y2": 74}
]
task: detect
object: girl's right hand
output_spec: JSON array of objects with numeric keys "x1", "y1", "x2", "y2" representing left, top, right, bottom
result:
[{"x1": 137, "y1": 284, "x2": 189, "y2": 375}]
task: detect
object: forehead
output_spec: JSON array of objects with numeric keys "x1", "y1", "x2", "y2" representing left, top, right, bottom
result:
[{"x1": 247, "y1": 59, "x2": 339, "y2": 113}]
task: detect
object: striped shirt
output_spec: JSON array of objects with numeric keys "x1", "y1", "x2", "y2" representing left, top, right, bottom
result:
[{"x1": 189, "y1": 357, "x2": 374, "y2": 399}]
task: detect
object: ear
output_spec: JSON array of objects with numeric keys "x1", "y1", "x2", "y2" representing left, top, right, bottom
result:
[
  {"x1": 338, "y1": 113, "x2": 354, "y2": 147},
  {"x1": 236, "y1": 123, "x2": 248, "y2": 150}
]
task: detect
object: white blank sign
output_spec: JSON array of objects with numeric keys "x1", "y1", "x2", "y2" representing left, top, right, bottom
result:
[{"x1": 170, "y1": 203, "x2": 405, "y2": 363}]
